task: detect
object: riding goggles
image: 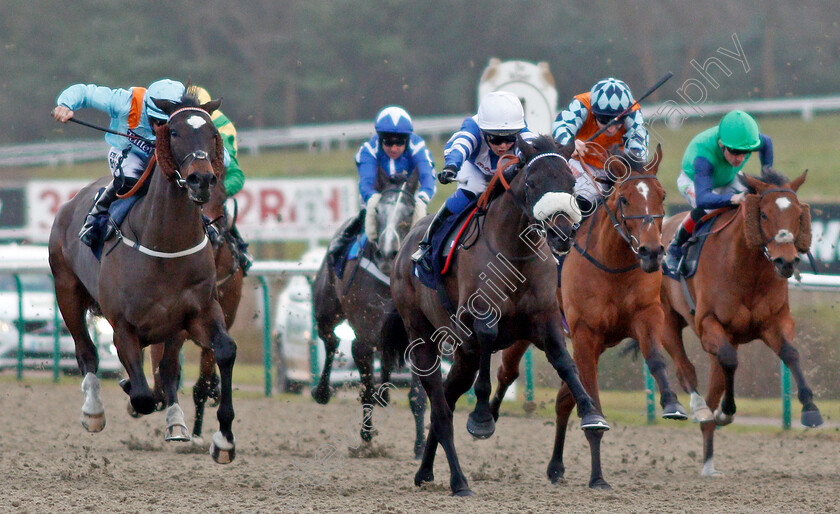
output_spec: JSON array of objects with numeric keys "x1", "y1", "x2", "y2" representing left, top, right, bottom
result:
[
  {"x1": 380, "y1": 135, "x2": 409, "y2": 147},
  {"x1": 594, "y1": 113, "x2": 619, "y2": 125},
  {"x1": 484, "y1": 133, "x2": 517, "y2": 145},
  {"x1": 724, "y1": 146, "x2": 752, "y2": 156}
]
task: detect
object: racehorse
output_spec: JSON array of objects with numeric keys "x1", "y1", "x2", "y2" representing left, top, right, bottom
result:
[
  {"x1": 144, "y1": 179, "x2": 244, "y2": 441},
  {"x1": 48, "y1": 93, "x2": 238, "y2": 463},
  {"x1": 391, "y1": 135, "x2": 607, "y2": 496},
  {"x1": 312, "y1": 182, "x2": 428, "y2": 458},
  {"x1": 489, "y1": 144, "x2": 686, "y2": 489},
  {"x1": 658, "y1": 168, "x2": 822, "y2": 476}
]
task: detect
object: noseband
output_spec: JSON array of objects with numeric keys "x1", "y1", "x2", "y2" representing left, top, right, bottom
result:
[{"x1": 610, "y1": 175, "x2": 665, "y2": 254}]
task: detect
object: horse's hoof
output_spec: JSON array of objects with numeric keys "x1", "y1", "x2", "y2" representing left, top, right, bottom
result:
[
  {"x1": 713, "y1": 408, "x2": 733, "y2": 426},
  {"x1": 80, "y1": 412, "x2": 106, "y2": 432},
  {"x1": 662, "y1": 402, "x2": 688, "y2": 420},
  {"x1": 801, "y1": 408, "x2": 824, "y2": 428},
  {"x1": 580, "y1": 413, "x2": 610, "y2": 431},
  {"x1": 547, "y1": 463, "x2": 566, "y2": 484},
  {"x1": 589, "y1": 478, "x2": 612, "y2": 490},
  {"x1": 466, "y1": 413, "x2": 495, "y2": 439},
  {"x1": 701, "y1": 459, "x2": 724, "y2": 477},
  {"x1": 126, "y1": 401, "x2": 143, "y2": 418},
  {"x1": 311, "y1": 387, "x2": 331, "y2": 405},
  {"x1": 414, "y1": 468, "x2": 434, "y2": 486},
  {"x1": 131, "y1": 395, "x2": 156, "y2": 416},
  {"x1": 692, "y1": 406, "x2": 714, "y2": 423},
  {"x1": 452, "y1": 488, "x2": 475, "y2": 497},
  {"x1": 165, "y1": 424, "x2": 191, "y2": 442},
  {"x1": 209, "y1": 432, "x2": 236, "y2": 464}
]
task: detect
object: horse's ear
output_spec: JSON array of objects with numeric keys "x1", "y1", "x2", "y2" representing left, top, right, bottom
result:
[
  {"x1": 743, "y1": 193, "x2": 764, "y2": 247},
  {"x1": 152, "y1": 98, "x2": 179, "y2": 117},
  {"x1": 644, "y1": 144, "x2": 663, "y2": 176},
  {"x1": 201, "y1": 98, "x2": 223, "y2": 115},
  {"x1": 516, "y1": 134, "x2": 536, "y2": 160},
  {"x1": 558, "y1": 138, "x2": 575, "y2": 160},
  {"x1": 795, "y1": 202, "x2": 812, "y2": 253},
  {"x1": 789, "y1": 169, "x2": 808, "y2": 192},
  {"x1": 739, "y1": 173, "x2": 765, "y2": 195}
]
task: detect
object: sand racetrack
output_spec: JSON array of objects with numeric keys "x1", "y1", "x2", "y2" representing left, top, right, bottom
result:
[{"x1": 1, "y1": 379, "x2": 838, "y2": 513}]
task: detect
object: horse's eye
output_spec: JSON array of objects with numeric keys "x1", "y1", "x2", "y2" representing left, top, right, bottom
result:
[
  {"x1": 170, "y1": 130, "x2": 178, "y2": 138},
  {"x1": 619, "y1": 197, "x2": 629, "y2": 205},
  {"x1": 761, "y1": 212, "x2": 769, "y2": 220}
]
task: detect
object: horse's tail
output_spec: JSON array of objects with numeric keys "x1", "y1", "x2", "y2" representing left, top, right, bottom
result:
[
  {"x1": 381, "y1": 310, "x2": 408, "y2": 371},
  {"x1": 620, "y1": 338, "x2": 641, "y2": 361}
]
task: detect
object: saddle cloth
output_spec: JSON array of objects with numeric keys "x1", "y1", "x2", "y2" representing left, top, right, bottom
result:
[
  {"x1": 662, "y1": 214, "x2": 718, "y2": 280},
  {"x1": 414, "y1": 201, "x2": 480, "y2": 289},
  {"x1": 90, "y1": 191, "x2": 142, "y2": 261}
]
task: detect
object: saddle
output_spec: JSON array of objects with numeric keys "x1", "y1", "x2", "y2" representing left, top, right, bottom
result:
[
  {"x1": 90, "y1": 190, "x2": 143, "y2": 261},
  {"x1": 414, "y1": 200, "x2": 480, "y2": 290},
  {"x1": 662, "y1": 213, "x2": 720, "y2": 281},
  {"x1": 333, "y1": 232, "x2": 368, "y2": 280}
]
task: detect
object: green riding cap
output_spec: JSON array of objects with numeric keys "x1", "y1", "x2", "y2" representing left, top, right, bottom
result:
[{"x1": 718, "y1": 110, "x2": 761, "y2": 151}]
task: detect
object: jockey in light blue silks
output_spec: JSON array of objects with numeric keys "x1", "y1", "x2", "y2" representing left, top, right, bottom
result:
[
  {"x1": 52, "y1": 79, "x2": 191, "y2": 246},
  {"x1": 327, "y1": 106, "x2": 436, "y2": 263},
  {"x1": 412, "y1": 91, "x2": 535, "y2": 272}
]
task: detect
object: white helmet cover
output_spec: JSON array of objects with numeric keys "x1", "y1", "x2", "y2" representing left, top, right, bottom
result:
[{"x1": 477, "y1": 91, "x2": 525, "y2": 134}]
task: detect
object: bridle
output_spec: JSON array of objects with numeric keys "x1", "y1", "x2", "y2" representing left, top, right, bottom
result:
[
  {"x1": 754, "y1": 187, "x2": 800, "y2": 263},
  {"x1": 606, "y1": 174, "x2": 665, "y2": 254},
  {"x1": 167, "y1": 107, "x2": 216, "y2": 188}
]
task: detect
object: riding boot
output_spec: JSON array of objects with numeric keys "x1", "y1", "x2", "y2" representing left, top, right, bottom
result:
[
  {"x1": 327, "y1": 210, "x2": 365, "y2": 265},
  {"x1": 662, "y1": 241, "x2": 684, "y2": 274},
  {"x1": 79, "y1": 180, "x2": 118, "y2": 247},
  {"x1": 411, "y1": 205, "x2": 452, "y2": 273},
  {"x1": 228, "y1": 224, "x2": 253, "y2": 276}
]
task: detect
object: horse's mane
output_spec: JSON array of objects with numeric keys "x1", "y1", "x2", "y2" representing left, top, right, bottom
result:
[
  {"x1": 154, "y1": 91, "x2": 225, "y2": 181},
  {"x1": 477, "y1": 135, "x2": 562, "y2": 210},
  {"x1": 607, "y1": 145, "x2": 648, "y2": 173}
]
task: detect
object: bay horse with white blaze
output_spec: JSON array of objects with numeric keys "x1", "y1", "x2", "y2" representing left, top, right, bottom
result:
[
  {"x1": 312, "y1": 182, "x2": 427, "y2": 458},
  {"x1": 490, "y1": 144, "x2": 687, "y2": 489},
  {"x1": 48, "y1": 93, "x2": 237, "y2": 463},
  {"x1": 391, "y1": 135, "x2": 607, "y2": 496},
  {"x1": 144, "y1": 179, "x2": 244, "y2": 441},
  {"x1": 659, "y1": 169, "x2": 822, "y2": 476}
]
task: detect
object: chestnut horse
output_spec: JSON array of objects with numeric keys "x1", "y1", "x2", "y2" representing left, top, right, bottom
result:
[
  {"x1": 48, "y1": 94, "x2": 237, "y2": 463},
  {"x1": 659, "y1": 169, "x2": 822, "y2": 476},
  {"x1": 311, "y1": 182, "x2": 428, "y2": 458},
  {"x1": 391, "y1": 135, "x2": 607, "y2": 496},
  {"x1": 490, "y1": 145, "x2": 687, "y2": 489}
]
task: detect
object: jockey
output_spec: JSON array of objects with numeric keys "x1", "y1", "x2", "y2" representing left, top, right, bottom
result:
[
  {"x1": 189, "y1": 85, "x2": 253, "y2": 274},
  {"x1": 52, "y1": 78, "x2": 186, "y2": 247},
  {"x1": 326, "y1": 106, "x2": 436, "y2": 263},
  {"x1": 662, "y1": 110, "x2": 774, "y2": 272},
  {"x1": 553, "y1": 77, "x2": 648, "y2": 216},
  {"x1": 412, "y1": 90, "x2": 535, "y2": 272}
]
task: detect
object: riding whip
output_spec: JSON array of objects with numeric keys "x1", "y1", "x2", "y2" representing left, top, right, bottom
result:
[
  {"x1": 66, "y1": 117, "x2": 155, "y2": 145},
  {"x1": 586, "y1": 72, "x2": 674, "y2": 142}
]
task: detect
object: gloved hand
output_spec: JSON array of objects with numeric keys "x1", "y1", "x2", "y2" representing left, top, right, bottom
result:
[
  {"x1": 730, "y1": 192, "x2": 747, "y2": 205},
  {"x1": 365, "y1": 193, "x2": 381, "y2": 241},
  {"x1": 412, "y1": 195, "x2": 428, "y2": 226},
  {"x1": 438, "y1": 165, "x2": 458, "y2": 185}
]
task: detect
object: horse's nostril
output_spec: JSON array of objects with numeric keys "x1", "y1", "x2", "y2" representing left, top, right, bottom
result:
[{"x1": 186, "y1": 174, "x2": 201, "y2": 187}]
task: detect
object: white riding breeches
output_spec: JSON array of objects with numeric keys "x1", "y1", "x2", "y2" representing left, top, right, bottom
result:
[{"x1": 676, "y1": 171, "x2": 746, "y2": 210}]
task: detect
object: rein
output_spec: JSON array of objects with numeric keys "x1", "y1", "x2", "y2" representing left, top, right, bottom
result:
[{"x1": 117, "y1": 154, "x2": 157, "y2": 199}]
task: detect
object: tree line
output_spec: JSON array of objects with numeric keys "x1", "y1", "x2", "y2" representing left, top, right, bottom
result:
[{"x1": 1, "y1": 0, "x2": 838, "y2": 144}]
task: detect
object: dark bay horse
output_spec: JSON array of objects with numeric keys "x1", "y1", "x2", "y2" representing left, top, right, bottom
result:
[
  {"x1": 391, "y1": 135, "x2": 607, "y2": 496},
  {"x1": 312, "y1": 183, "x2": 428, "y2": 458},
  {"x1": 659, "y1": 169, "x2": 822, "y2": 476},
  {"x1": 145, "y1": 179, "x2": 244, "y2": 442},
  {"x1": 48, "y1": 94, "x2": 238, "y2": 463},
  {"x1": 489, "y1": 145, "x2": 687, "y2": 489}
]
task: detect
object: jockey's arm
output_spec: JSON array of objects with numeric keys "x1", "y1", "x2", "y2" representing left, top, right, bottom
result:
[
  {"x1": 693, "y1": 157, "x2": 736, "y2": 209},
  {"x1": 552, "y1": 98, "x2": 586, "y2": 146},
  {"x1": 55, "y1": 84, "x2": 130, "y2": 120},
  {"x1": 356, "y1": 145, "x2": 379, "y2": 204},
  {"x1": 442, "y1": 117, "x2": 481, "y2": 171},
  {"x1": 622, "y1": 110, "x2": 649, "y2": 159},
  {"x1": 757, "y1": 133, "x2": 774, "y2": 168},
  {"x1": 413, "y1": 142, "x2": 437, "y2": 204}
]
